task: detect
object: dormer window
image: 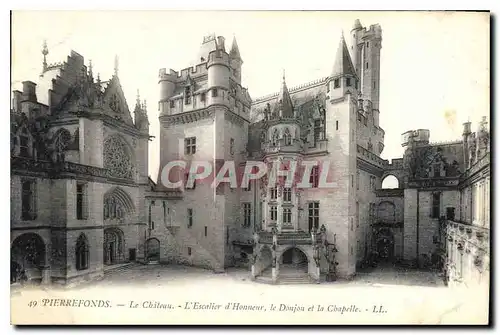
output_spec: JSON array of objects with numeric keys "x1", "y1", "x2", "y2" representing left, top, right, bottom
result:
[
  {"x1": 346, "y1": 78, "x2": 352, "y2": 87},
  {"x1": 185, "y1": 87, "x2": 191, "y2": 105},
  {"x1": 334, "y1": 79, "x2": 340, "y2": 89}
]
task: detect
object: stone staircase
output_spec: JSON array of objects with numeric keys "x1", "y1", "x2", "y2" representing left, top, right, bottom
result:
[
  {"x1": 103, "y1": 262, "x2": 139, "y2": 276},
  {"x1": 255, "y1": 265, "x2": 313, "y2": 285}
]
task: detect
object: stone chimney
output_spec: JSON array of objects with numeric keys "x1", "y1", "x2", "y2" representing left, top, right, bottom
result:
[
  {"x1": 462, "y1": 121, "x2": 472, "y2": 135},
  {"x1": 12, "y1": 90, "x2": 22, "y2": 112},
  {"x1": 217, "y1": 36, "x2": 226, "y2": 52},
  {"x1": 22, "y1": 81, "x2": 37, "y2": 102}
]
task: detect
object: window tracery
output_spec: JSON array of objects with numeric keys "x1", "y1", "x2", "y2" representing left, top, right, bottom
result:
[
  {"x1": 272, "y1": 129, "x2": 280, "y2": 146},
  {"x1": 103, "y1": 136, "x2": 133, "y2": 179}
]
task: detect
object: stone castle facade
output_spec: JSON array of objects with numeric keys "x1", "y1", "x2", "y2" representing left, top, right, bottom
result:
[{"x1": 11, "y1": 20, "x2": 490, "y2": 287}]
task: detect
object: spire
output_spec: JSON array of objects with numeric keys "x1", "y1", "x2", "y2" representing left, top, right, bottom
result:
[
  {"x1": 114, "y1": 55, "x2": 119, "y2": 76},
  {"x1": 274, "y1": 71, "x2": 294, "y2": 118},
  {"x1": 331, "y1": 32, "x2": 357, "y2": 78},
  {"x1": 41, "y1": 39, "x2": 48, "y2": 72},
  {"x1": 88, "y1": 59, "x2": 93, "y2": 79},
  {"x1": 229, "y1": 36, "x2": 242, "y2": 62}
]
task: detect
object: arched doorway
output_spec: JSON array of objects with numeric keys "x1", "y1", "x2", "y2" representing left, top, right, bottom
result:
[
  {"x1": 280, "y1": 247, "x2": 308, "y2": 275},
  {"x1": 11, "y1": 233, "x2": 46, "y2": 284},
  {"x1": 104, "y1": 228, "x2": 125, "y2": 265},
  {"x1": 145, "y1": 238, "x2": 160, "y2": 263},
  {"x1": 374, "y1": 228, "x2": 395, "y2": 263}
]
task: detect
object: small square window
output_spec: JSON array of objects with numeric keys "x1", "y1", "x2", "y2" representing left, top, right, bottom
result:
[
  {"x1": 188, "y1": 247, "x2": 192, "y2": 256},
  {"x1": 170, "y1": 100, "x2": 175, "y2": 108},
  {"x1": 346, "y1": 78, "x2": 351, "y2": 87},
  {"x1": 212, "y1": 88, "x2": 218, "y2": 97},
  {"x1": 334, "y1": 79, "x2": 340, "y2": 89},
  {"x1": 201, "y1": 92, "x2": 206, "y2": 102}
]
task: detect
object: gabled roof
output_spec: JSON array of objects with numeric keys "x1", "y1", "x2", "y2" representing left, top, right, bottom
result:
[{"x1": 331, "y1": 34, "x2": 357, "y2": 78}]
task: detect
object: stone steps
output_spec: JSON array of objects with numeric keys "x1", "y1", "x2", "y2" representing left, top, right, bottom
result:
[{"x1": 104, "y1": 262, "x2": 139, "y2": 275}]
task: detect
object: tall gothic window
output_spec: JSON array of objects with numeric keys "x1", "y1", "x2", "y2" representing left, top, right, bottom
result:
[
  {"x1": 75, "y1": 234, "x2": 89, "y2": 271},
  {"x1": 310, "y1": 166, "x2": 319, "y2": 188},
  {"x1": 21, "y1": 179, "x2": 37, "y2": 220},
  {"x1": 76, "y1": 183, "x2": 88, "y2": 220},
  {"x1": 308, "y1": 202, "x2": 320, "y2": 232},
  {"x1": 283, "y1": 208, "x2": 292, "y2": 225},
  {"x1": 432, "y1": 192, "x2": 441, "y2": 219},
  {"x1": 270, "y1": 206, "x2": 277, "y2": 222},
  {"x1": 283, "y1": 187, "x2": 292, "y2": 202},
  {"x1": 314, "y1": 120, "x2": 322, "y2": 141},
  {"x1": 243, "y1": 203, "x2": 251, "y2": 228},
  {"x1": 283, "y1": 128, "x2": 292, "y2": 146},
  {"x1": 103, "y1": 136, "x2": 133, "y2": 179},
  {"x1": 185, "y1": 86, "x2": 192, "y2": 105}
]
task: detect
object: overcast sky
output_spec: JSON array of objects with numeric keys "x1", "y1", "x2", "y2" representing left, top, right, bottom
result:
[{"x1": 11, "y1": 11, "x2": 489, "y2": 178}]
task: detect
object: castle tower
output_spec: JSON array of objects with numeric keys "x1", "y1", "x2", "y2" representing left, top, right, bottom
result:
[
  {"x1": 262, "y1": 73, "x2": 301, "y2": 233},
  {"x1": 350, "y1": 20, "x2": 382, "y2": 124},
  {"x1": 323, "y1": 32, "x2": 359, "y2": 278}
]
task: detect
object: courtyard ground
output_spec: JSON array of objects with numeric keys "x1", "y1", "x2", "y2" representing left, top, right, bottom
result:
[{"x1": 10, "y1": 263, "x2": 489, "y2": 325}]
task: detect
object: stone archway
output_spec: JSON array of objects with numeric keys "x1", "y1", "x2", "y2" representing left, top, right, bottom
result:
[
  {"x1": 104, "y1": 228, "x2": 125, "y2": 265},
  {"x1": 11, "y1": 233, "x2": 46, "y2": 284},
  {"x1": 145, "y1": 238, "x2": 160, "y2": 263},
  {"x1": 279, "y1": 247, "x2": 309, "y2": 276},
  {"x1": 374, "y1": 228, "x2": 395, "y2": 263}
]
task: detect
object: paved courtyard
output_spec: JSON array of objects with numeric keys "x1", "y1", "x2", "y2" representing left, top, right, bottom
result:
[
  {"x1": 94, "y1": 263, "x2": 445, "y2": 288},
  {"x1": 11, "y1": 263, "x2": 489, "y2": 325}
]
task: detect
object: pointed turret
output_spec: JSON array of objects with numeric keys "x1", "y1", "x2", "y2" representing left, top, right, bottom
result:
[
  {"x1": 327, "y1": 33, "x2": 358, "y2": 101},
  {"x1": 229, "y1": 36, "x2": 243, "y2": 62},
  {"x1": 273, "y1": 71, "x2": 294, "y2": 118},
  {"x1": 331, "y1": 33, "x2": 357, "y2": 79}
]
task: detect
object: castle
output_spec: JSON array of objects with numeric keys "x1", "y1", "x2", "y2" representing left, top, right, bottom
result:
[{"x1": 10, "y1": 20, "x2": 490, "y2": 287}]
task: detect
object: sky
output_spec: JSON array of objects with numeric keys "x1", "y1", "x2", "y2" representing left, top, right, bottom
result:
[{"x1": 11, "y1": 11, "x2": 490, "y2": 179}]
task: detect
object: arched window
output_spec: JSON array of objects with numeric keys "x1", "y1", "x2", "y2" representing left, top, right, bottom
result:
[
  {"x1": 103, "y1": 135, "x2": 133, "y2": 179},
  {"x1": 283, "y1": 128, "x2": 292, "y2": 146},
  {"x1": 76, "y1": 234, "x2": 89, "y2": 271},
  {"x1": 381, "y1": 175, "x2": 399, "y2": 189},
  {"x1": 103, "y1": 187, "x2": 135, "y2": 220},
  {"x1": 272, "y1": 129, "x2": 280, "y2": 146}
]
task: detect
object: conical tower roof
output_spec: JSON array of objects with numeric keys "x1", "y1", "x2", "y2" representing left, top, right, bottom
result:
[
  {"x1": 229, "y1": 36, "x2": 243, "y2": 62},
  {"x1": 274, "y1": 71, "x2": 294, "y2": 118},
  {"x1": 331, "y1": 33, "x2": 357, "y2": 78}
]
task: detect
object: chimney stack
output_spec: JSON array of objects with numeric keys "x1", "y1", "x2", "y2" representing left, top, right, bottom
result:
[
  {"x1": 22, "y1": 81, "x2": 37, "y2": 103},
  {"x1": 217, "y1": 36, "x2": 226, "y2": 52}
]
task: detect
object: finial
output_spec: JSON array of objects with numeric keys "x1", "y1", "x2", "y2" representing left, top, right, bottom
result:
[
  {"x1": 42, "y1": 39, "x2": 48, "y2": 72},
  {"x1": 340, "y1": 30, "x2": 345, "y2": 41},
  {"x1": 282, "y1": 69, "x2": 286, "y2": 82},
  {"x1": 42, "y1": 39, "x2": 48, "y2": 56},
  {"x1": 97, "y1": 72, "x2": 101, "y2": 83},
  {"x1": 114, "y1": 55, "x2": 119, "y2": 76}
]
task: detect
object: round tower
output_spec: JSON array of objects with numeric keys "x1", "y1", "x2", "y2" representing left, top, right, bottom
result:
[
  {"x1": 158, "y1": 68, "x2": 176, "y2": 115},
  {"x1": 206, "y1": 48, "x2": 230, "y2": 104}
]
